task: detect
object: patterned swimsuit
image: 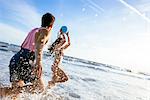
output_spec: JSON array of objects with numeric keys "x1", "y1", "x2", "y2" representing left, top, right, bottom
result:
[{"x1": 49, "y1": 37, "x2": 68, "y2": 83}]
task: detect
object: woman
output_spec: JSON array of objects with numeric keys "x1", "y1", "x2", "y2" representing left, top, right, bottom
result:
[{"x1": 48, "y1": 26, "x2": 70, "y2": 87}]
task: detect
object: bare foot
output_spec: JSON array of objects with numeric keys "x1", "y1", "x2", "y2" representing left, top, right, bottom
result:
[
  {"x1": 0, "y1": 86, "x2": 21, "y2": 97},
  {"x1": 48, "y1": 81, "x2": 55, "y2": 88},
  {"x1": 17, "y1": 80, "x2": 24, "y2": 87}
]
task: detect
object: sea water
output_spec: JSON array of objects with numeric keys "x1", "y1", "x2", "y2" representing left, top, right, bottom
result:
[{"x1": 0, "y1": 50, "x2": 150, "y2": 100}]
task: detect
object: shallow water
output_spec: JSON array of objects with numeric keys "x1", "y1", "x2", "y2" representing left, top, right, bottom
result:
[{"x1": 0, "y1": 50, "x2": 150, "y2": 100}]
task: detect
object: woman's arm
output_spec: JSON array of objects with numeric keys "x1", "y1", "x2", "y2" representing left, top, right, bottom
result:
[{"x1": 62, "y1": 32, "x2": 70, "y2": 50}]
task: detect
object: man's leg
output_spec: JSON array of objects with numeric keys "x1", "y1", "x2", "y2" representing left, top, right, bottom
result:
[
  {"x1": 32, "y1": 77, "x2": 44, "y2": 93},
  {"x1": 12, "y1": 80, "x2": 24, "y2": 88},
  {"x1": 0, "y1": 81, "x2": 23, "y2": 97}
]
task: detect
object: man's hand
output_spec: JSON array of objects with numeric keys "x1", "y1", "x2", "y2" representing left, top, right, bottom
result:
[
  {"x1": 37, "y1": 67, "x2": 42, "y2": 78},
  {"x1": 34, "y1": 64, "x2": 42, "y2": 78}
]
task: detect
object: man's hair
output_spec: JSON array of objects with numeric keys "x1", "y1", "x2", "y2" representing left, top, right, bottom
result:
[{"x1": 41, "y1": 12, "x2": 55, "y2": 27}]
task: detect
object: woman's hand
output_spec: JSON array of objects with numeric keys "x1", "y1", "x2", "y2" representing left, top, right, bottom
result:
[{"x1": 66, "y1": 32, "x2": 69, "y2": 36}]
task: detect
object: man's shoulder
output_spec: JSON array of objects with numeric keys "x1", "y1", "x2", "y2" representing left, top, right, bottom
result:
[{"x1": 39, "y1": 27, "x2": 49, "y2": 35}]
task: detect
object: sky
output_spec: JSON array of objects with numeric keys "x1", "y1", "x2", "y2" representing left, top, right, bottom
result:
[{"x1": 0, "y1": 0, "x2": 150, "y2": 73}]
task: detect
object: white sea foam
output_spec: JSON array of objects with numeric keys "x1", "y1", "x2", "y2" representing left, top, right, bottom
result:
[{"x1": 0, "y1": 50, "x2": 150, "y2": 100}]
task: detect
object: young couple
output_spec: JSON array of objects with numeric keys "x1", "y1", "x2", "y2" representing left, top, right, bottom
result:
[{"x1": 0, "y1": 12, "x2": 70, "y2": 96}]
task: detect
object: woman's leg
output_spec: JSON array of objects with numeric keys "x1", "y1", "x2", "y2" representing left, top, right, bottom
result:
[
  {"x1": 48, "y1": 50, "x2": 68, "y2": 88},
  {"x1": 51, "y1": 64, "x2": 68, "y2": 83}
]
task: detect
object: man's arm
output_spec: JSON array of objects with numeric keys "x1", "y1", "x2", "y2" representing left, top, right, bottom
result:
[{"x1": 35, "y1": 29, "x2": 49, "y2": 78}]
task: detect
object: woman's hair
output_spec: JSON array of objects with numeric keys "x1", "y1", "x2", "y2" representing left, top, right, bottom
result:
[{"x1": 41, "y1": 12, "x2": 55, "y2": 27}]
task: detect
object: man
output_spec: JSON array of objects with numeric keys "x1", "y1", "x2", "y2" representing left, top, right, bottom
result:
[{"x1": 0, "y1": 12, "x2": 55, "y2": 96}]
